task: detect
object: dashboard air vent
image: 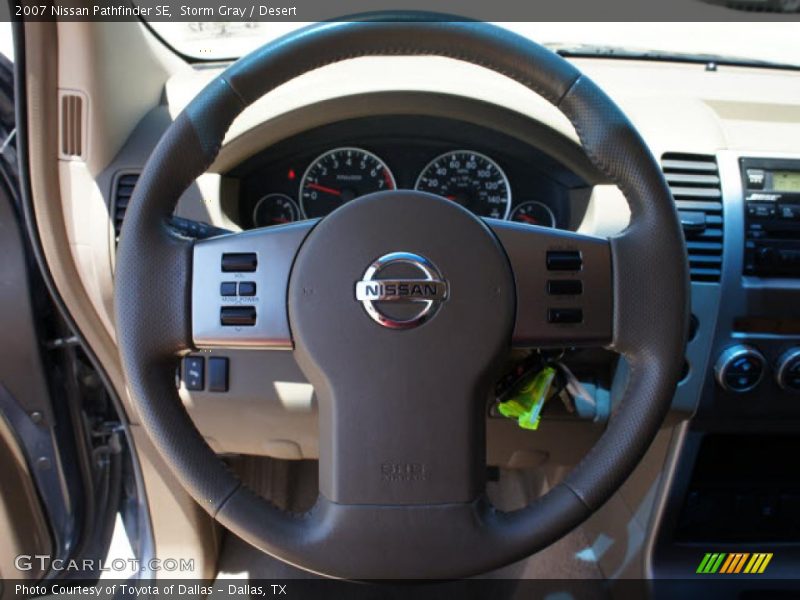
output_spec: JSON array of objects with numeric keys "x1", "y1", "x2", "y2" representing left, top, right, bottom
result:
[
  {"x1": 59, "y1": 91, "x2": 86, "y2": 159},
  {"x1": 661, "y1": 153, "x2": 723, "y2": 283},
  {"x1": 113, "y1": 173, "x2": 139, "y2": 244}
]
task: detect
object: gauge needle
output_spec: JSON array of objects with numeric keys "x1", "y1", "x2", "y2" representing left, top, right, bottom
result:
[
  {"x1": 517, "y1": 215, "x2": 538, "y2": 224},
  {"x1": 272, "y1": 217, "x2": 289, "y2": 224},
  {"x1": 306, "y1": 182, "x2": 342, "y2": 196}
]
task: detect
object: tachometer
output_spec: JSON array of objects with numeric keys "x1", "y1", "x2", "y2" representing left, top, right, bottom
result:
[
  {"x1": 300, "y1": 147, "x2": 396, "y2": 218},
  {"x1": 414, "y1": 150, "x2": 511, "y2": 219},
  {"x1": 510, "y1": 201, "x2": 556, "y2": 228}
]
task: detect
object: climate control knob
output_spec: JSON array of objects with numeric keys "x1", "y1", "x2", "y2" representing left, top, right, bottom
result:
[
  {"x1": 714, "y1": 345, "x2": 766, "y2": 393},
  {"x1": 776, "y1": 348, "x2": 800, "y2": 392}
]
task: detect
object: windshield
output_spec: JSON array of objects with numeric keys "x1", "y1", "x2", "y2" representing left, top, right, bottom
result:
[{"x1": 147, "y1": 22, "x2": 800, "y2": 68}]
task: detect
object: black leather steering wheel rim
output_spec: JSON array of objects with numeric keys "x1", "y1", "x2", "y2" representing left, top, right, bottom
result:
[{"x1": 114, "y1": 20, "x2": 689, "y2": 579}]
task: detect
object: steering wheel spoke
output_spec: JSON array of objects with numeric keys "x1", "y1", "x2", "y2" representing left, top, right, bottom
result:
[
  {"x1": 489, "y1": 220, "x2": 613, "y2": 349},
  {"x1": 192, "y1": 222, "x2": 316, "y2": 349}
]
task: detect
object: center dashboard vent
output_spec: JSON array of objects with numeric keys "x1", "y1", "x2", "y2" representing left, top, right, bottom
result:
[
  {"x1": 113, "y1": 172, "x2": 139, "y2": 244},
  {"x1": 661, "y1": 153, "x2": 723, "y2": 283}
]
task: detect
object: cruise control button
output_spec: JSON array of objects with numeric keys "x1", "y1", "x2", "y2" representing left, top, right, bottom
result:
[
  {"x1": 546, "y1": 250, "x2": 582, "y2": 271},
  {"x1": 547, "y1": 279, "x2": 583, "y2": 295},
  {"x1": 238, "y1": 282, "x2": 257, "y2": 296},
  {"x1": 221, "y1": 252, "x2": 257, "y2": 272},
  {"x1": 221, "y1": 306, "x2": 256, "y2": 326},
  {"x1": 220, "y1": 282, "x2": 237, "y2": 297},
  {"x1": 548, "y1": 308, "x2": 583, "y2": 324}
]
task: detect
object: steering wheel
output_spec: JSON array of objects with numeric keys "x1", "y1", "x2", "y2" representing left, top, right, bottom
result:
[{"x1": 115, "y1": 20, "x2": 688, "y2": 578}]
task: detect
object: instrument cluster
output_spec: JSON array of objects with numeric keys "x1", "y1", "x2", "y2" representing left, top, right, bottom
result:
[{"x1": 231, "y1": 116, "x2": 583, "y2": 232}]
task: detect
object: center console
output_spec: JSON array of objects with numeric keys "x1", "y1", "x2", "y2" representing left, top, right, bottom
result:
[
  {"x1": 653, "y1": 152, "x2": 800, "y2": 590},
  {"x1": 708, "y1": 154, "x2": 800, "y2": 416}
]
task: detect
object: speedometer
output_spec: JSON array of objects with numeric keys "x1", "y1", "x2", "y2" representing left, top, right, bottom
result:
[
  {"x1": 300, "y1": 147, "x2": 396, "y2": 219},
  {"x1": 414, "y1": 150, "x2": 511, "y2": 219}
]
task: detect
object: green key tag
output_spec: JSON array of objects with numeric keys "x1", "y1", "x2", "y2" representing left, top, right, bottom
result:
[{"x1": 497, "y1": 366, "x2": 557, "y2": 431}]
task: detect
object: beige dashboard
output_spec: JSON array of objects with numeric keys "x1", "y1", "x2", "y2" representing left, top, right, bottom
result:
[
  {"x1": 33, "y1": 22, "x2": 800, "y2": 460},
  {"x1": 17, "y1": 20, "x2": 800, "y2": 580}
]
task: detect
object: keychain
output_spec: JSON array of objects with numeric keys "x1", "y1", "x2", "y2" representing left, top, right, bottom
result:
[{"x1": 496, "y1": 366, "x2": 557, "y2": 430}]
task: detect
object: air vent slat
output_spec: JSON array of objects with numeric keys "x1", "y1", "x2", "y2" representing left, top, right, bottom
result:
[
  {"x1": 113, "y1": 172, "x2": 140, "y2": 244},
  {"x1": 690, "y1": 268, "x2": 722, "y2": 282},
  {"x1": 662, "y1": 158, "x2": 718, "y2": 172},
  {"x1": 661, "y1": 153, "x2": 723, "y2": 283},
  {"x1": 695, "y1": 228, "x2": 723, "y2": 240},
  {"x1": 665, "y1": 173, "x2": 721, "y2": 186},
  {"x1": 686, "y1": 241, "x2": 724, "y2": 252},
  {"x1": 677, "y1": 211, "x2": 723, "y2": 226},
  {"x1": 674, "y1": 200, "x2": 723, "y2": 212},
  {"x1": 690, "y1": 255, "x2": 723, "y2": 265},
  {"x1": 670, "y1": 186, "x2": 722, "y2": 199}
]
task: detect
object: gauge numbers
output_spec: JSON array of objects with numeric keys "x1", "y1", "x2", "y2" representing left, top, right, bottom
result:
[
  {"x1": 300, "y1": 147, "x2": 396, "y2": 218},
  {"x1": 414, "y1": 150, "x2": 511, "y2": 219}
]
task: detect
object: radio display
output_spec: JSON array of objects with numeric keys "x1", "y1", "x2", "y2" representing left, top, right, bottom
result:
[{"x1": 772, "y1": 171, "x2": 800, "y2": 192}]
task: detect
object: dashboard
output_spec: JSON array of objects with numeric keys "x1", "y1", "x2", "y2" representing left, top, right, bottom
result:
[
  {"x1": 226, "y1": 115, "x2": 591, "y2": 231},
  {"x1": 42, "y1": 27, "x2": 800, "y2": 583}
]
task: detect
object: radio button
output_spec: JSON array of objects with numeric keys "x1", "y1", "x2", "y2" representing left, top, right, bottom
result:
[
  {"x1": 547, "y1": 279, "x2": 583, "y2": 296},
  {"x1": 780, "y1": 204, "x2": 800, "y2": 220},
  {"x1": 779, "y1": 249, "x2": 800, "y2": 265},
  {"x1": 221, "y1": 306, "x2": 256, "y2": 327},
  {"x1": 548, "y1": 308, "x2": 583, "y2": 324},
  {"x1": 747, "y1": 203, "x2": 776, "y2": 218},
  {"x1": 746, "y1": 169, "x2": 765, "y2": 189},
  {"x1": 222, "y1": 252, "x2": 257, "y2": 273},
  {"x1": 546, "y1": 251, "x2": 582, "y2": 271},
  {"x1": 220, "y1": 282, "x2": 237, "y2": 297}
]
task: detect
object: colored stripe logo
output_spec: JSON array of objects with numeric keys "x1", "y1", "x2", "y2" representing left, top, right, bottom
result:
[{"x1": 696, "y1": 553, "x2": 773, "y2": 574}]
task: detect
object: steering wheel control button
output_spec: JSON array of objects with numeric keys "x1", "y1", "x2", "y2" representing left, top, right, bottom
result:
[
  {"x1": 220, "y1": 306, "x2": 257, "y2": 327},
  {"x1": 183, "y1": 356, "x2": 205, "y2": 391},
  {"x1": 547, "y1": 307, "x2": 583, "y2": 324},
  {"x1": 221, "y1": 252, "x2": 257, "y2": 272},
  {"x1": 715, "y1": 345, "x2": 766, "y2": 393},
  {"x1": 238, "y1": 282, "x2": 257, "y2": 296},
  {"x1": 194, "y1": 223, "x2": 310, "y2": 348},
  {"x1": 547, "y1": 279, "x2": 583, "y2": 296},
  {"x1": 776, "y1": 348, "x2": 800, "y2": 392},
  {"x1": 208, "y1": 357, "x2": 230, "y2": 393},
  {"x1": 355, "y1": 251, "x2": 449, "y2": 329},
  {"x1": 546, "y1": 250, "x2": 582, "y2": 271}
]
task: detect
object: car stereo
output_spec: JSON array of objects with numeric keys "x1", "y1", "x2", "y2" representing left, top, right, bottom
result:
[{"x1": 742, "y1": 158, "x2": 800, "y2": 277}]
